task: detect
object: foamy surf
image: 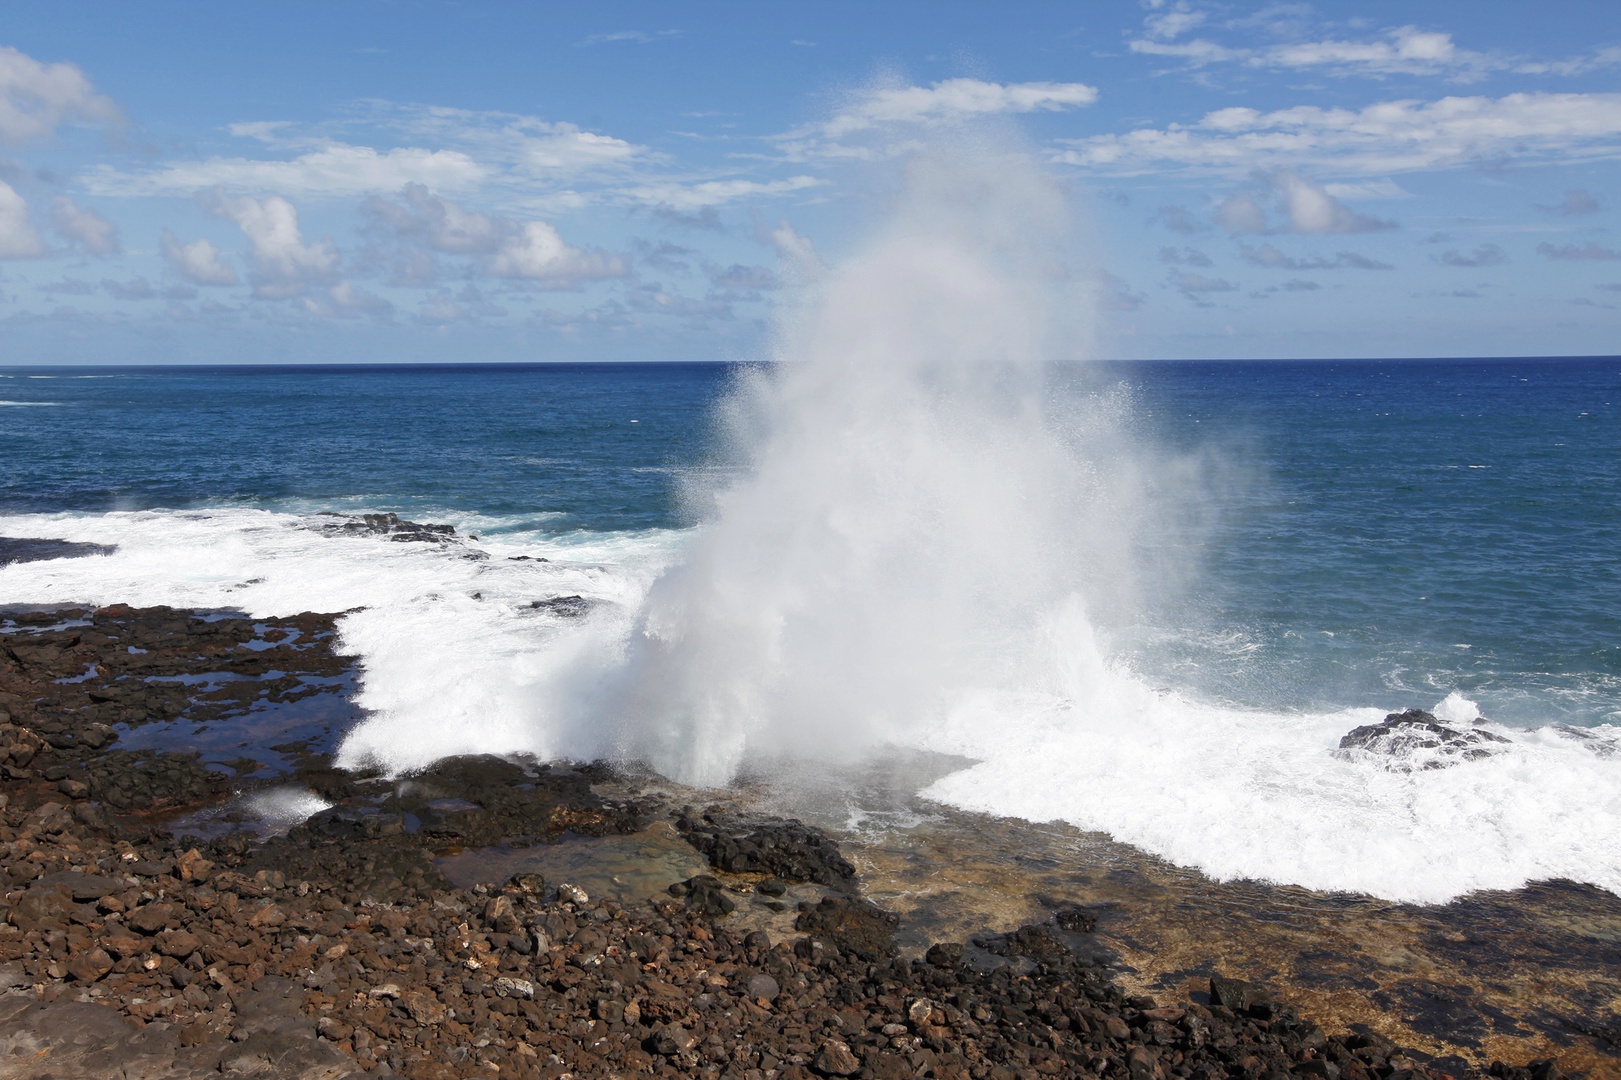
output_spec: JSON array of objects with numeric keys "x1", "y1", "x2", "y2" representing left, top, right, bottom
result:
[{"x1": 3, "y1": 505, "x2": 1620, "y2": 903}]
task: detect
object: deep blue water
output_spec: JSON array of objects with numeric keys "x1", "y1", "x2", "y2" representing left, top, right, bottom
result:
[
  {"x1": 0, "y1": 363, "x2": 734, "y2": 532},
  {"x1": 2, "y1": 358, "x2": 1617, "y2": 726}
]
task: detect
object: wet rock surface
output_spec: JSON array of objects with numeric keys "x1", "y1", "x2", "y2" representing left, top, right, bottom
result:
[
  {"x1": 678, "y1": 809, "x2": 860, "y2": 890},
  {"x1": 0, "y1": 536, "x2": 118, "y2": 567},
  {"x1": 0, "y1": 608, "x2": 1607, "y2": 1078},
  {"x1": 1337, "y1": 710, "x2": 1512, "y2": 769}
]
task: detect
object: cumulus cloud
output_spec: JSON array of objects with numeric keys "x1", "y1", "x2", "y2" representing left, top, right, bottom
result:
[
  {"x1": 50, "y1": 196, "x2": 119, "y2": 255},
  {"x1": 1537, "y1": 241, "x2": 1620, "y2": 261},
  {"x1": 1056, "y1": 93, "x2": 1621, "y2": 177},
  {"x1": 1438, "y1": 244, "x2": 1506, "y2": 267},
  {"x1": 363, "y1": 183, "x2": 628, "y2": 287},
  {"x1": 1240, "y1": 243, "x2": 1392, "y2": 269},
  {"x1": 0, "y1": 181, "x2": 44, "y2": 258},
  {"x1": 489, "y1": 220, "x2": 627, "y2": 283},
  {"x1": 766, "y1": 219, "x2": 824, "y2": 280},
  {"x1": 0, "y1": 45, "x2": 121, "y2": 144},
  {"x1": 161, "y1": 230, "x2": 240, "y2": 286},
  {"x1": 1217, "y1": 173, "x2": 1396, "y2": 235},
  {"x1": 202, "y1": 191, "x2": 340, "y2": 299}
]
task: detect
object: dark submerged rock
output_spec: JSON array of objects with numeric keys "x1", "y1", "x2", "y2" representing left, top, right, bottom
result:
[{"x1": 0, "y1": 536, "x2": 117, "y2": 566}]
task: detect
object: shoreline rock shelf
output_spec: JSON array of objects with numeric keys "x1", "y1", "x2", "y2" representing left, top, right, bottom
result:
[{"x1": 0, "y1": 603, "x2": 1596, "y2": 1078}]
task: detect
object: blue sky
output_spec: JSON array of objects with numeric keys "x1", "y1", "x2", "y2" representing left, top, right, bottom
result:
[{"x1": 1, "y1": 0, "x2": 1619, "y2": 362}]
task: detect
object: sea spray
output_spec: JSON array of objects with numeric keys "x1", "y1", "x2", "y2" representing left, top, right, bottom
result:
[{"x1": 597, "y1": 142, "x2": 1156, "y2": 785}]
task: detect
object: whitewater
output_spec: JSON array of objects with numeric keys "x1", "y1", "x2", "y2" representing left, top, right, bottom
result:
[{"x1": 2, "y1": 142, "x2": 1619, "y2": 906}]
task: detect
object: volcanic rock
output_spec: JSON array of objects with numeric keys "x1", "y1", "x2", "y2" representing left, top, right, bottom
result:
[{"x1": 1339, "y1": 709, "x2": 1512, "y2": 769}]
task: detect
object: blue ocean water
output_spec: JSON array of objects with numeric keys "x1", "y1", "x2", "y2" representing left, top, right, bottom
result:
[{"x1": 2, "y1": 359, "x2": 1617, "y2": 729}]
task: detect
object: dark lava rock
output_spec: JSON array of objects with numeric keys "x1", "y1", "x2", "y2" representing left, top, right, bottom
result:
[
  {"x1": 676, "y1": 807, "x2": 858, "y2": 889},
  {"x1": 1339, "y1": 708, "x2": 1511, "y2": 769},
  {"x1": 529, "y1": 594, "x2": 596, "y2": 617},
  {"x1": 669, "y1": 874, "x2": 736, "y2": 917},
  {"x1": 0, "y1": 537, "x2": 117, "y2": 567},
  {"x1": 795, "y1": 895, "x2": 898, "y2": 961},
  {"x1": 311, "y1": 511, "x2": 459, "y2": 543}
]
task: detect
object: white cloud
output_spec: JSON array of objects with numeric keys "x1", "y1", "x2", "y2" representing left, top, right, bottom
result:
[
  {"x1": 86, "y1": 141, "x2": 486, "y2": 199},
  {"x1": 1322, "y1": 180, "x2": 1411, "y2": 200},
  {"x1": 574, "y1": 30, "x2": 681, "y2": 47},
  {"x1": 626, "y1": 176, "x2": 822, "y2": 212},
  {"x1": 1258, "y1": 26, "x2": 1489, "y2": 79},
  {"x1": 50, "y1": 196, "x2": 119, "y2": 255},
  {"x1": 1057, "y1": 93, "x2": 1621, "y2": 176},
  {"x1": 364, "y1": 183, "x2": 503, "y2": 254},
  {"x1": 161, "y1": 230, "x2": 240, "y2": 286},
  {"x1": 364, "y1": 184, "x2": 628, "y2": 287},
  {"x1": 488, "y1": 220, "x2": 626, "y2": 283},
  {"x1": 768, "y1": 219, "x2": 824, "y2": 279},
  {"x1": 818, "y1": 78, "x2": 1099, "y2": 139},
  {"x1": 203, "y1": 191, "x2": 340, "y2": 299},
  {"x1": 0, "y1": 181, "x2": 44, "y2": 259},
  {"x1": 1217, "y1": 173, "x2": 1395, "y2": 235},
  {"x1": 0, "y1": 45, "x2": 121, "y2": 144},
  {"x1": 310, "y1": 280, "x2": 392, "y2": 319},
  {"x1": 1142, "y1": 2, "x2": 1207, "y2": 41},
  {"x1": 1129, "y1": 21, "x2": 1503, "y2": 80}
]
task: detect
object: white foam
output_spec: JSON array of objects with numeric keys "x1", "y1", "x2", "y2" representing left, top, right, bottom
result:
[
  {"x1": 0, "y1": 508, "x2": 683, "y2": 773},
  {"x1": 244, "y1": 786, "x2": 334, "y2": 826}
]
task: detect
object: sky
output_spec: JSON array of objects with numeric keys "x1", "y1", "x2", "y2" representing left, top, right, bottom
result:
[{"x1": 1, "y1": 0, "x2": 1619, "y2": 363}]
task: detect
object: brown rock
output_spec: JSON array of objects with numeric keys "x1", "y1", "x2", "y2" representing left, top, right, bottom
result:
[
  {"x1": 248, "y1": 902, "x2": 286, "y2": 928},
  {"x1": 154, "y1": 929, "x2": 200, "y2": 958},
  {"x1": 0, "y1": 723, "x2": 42, "y2": 768},
  {"x1": 813, "y1": 1038, "x2": 861, "y2": 1076},
  {"x1": 126, "y1": 903, "x2": 174, "y2": 934},
  {"x1": 64, "y1": 946, "x2": 113, "y2": 982},
  {"x1": 175, "y1": 848, "x2": 214, "y2": 882},
  {"x1": 403, "y1": 990, "x2": 448, "y2": 1026},
  {"x1": 101, "y1": 929, "x2": 151, "y2": 958}
]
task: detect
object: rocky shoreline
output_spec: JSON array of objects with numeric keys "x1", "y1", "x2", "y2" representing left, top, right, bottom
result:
[{"x1": 0, "y1": 599, "x2": 1582, "y2": 1079}]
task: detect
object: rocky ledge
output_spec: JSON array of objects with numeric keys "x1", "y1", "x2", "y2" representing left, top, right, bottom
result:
[{"x1": 0, "y1": 605, "x2": 1576, "y2": 1079}]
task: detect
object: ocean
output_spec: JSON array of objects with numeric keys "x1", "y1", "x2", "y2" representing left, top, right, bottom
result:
[{"x1": 1, "y1": 355, "x2": 1616, "y2": 908}]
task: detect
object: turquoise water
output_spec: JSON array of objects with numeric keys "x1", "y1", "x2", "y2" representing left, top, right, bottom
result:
[{"x1": 2, "y1": 359, "x2": 1617, "y2": 728}]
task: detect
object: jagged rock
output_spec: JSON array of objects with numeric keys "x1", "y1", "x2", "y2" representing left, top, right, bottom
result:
[{"x1": 1339, "y1": 709, "x2": 1512, "y2": 769}]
